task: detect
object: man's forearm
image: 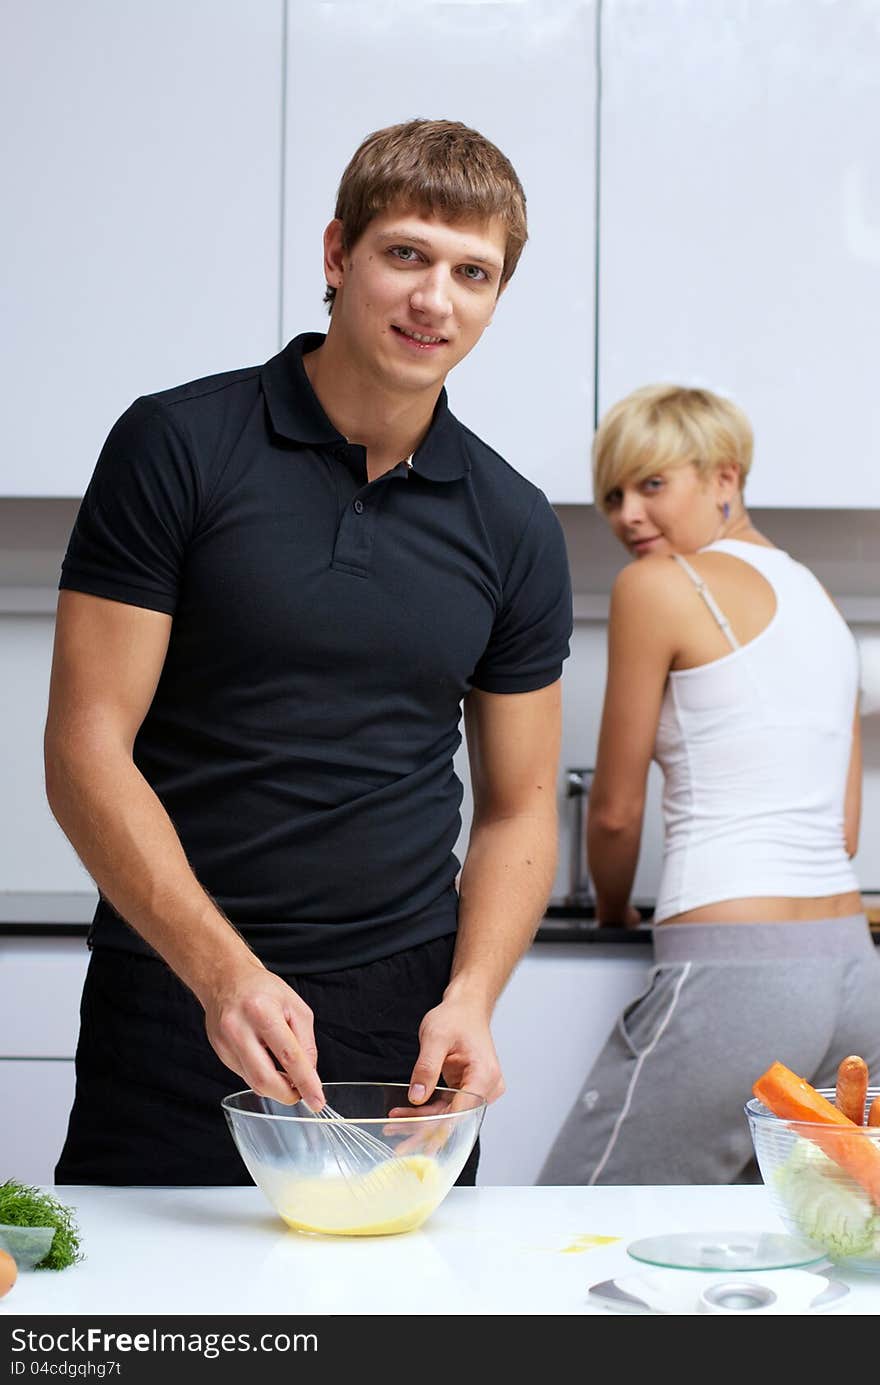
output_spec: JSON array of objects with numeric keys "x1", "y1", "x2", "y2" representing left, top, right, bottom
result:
[
  {"x1": 446, "y1": 812, "x2": 557, "y2": 1011},
  {"x1": 45, "y1": 738, "x2": 261, "y2": 1003}
]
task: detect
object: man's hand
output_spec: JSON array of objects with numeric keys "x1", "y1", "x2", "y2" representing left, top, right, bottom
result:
[
  {"x1": 407, "y1": 995, "x2": 505, "y2": 1106},
  {"x1": 201, "y1": 960, "x2": 325, "y2": 1110}
]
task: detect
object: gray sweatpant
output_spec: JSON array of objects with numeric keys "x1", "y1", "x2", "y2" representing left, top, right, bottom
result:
[{"x1": 537, "y1": 916, "x2": 880, "y2": 1186}]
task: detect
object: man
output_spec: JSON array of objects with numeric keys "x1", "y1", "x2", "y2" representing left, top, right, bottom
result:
[{"x1": 46, "y1": 119, "x2": 572, "y2": 1186}]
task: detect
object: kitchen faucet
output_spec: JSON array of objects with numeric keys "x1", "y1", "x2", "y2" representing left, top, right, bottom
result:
[{"x1": 565, "y1": 767, "x2": 594, "y2": 908}]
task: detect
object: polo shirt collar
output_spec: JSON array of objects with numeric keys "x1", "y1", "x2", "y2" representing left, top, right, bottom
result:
[
  {"x1": 261, "y1": 333, "x2": 471, "y2": 483},
  {"x1": 261, "y1": 333, "x2": 345, "y2": 446},
  {"x1": 413, "y1": 391, "x2": 471, "y2": 483}
]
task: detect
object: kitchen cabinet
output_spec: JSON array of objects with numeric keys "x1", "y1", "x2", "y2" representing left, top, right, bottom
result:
[
  {"x1": 0, "y1": 1062, "x2": 77, "y2": 1187},
  {"x1": 0, "y1": 939, "x2": 90, "y2": 1183},
  {"x1": 0, "y1": 0, "x2": 283, "y2": 497},
  {"x1": 6, "y1": 1, "x2": 876, "y2": 508},
  {"x1": 283, "y1": 0, "x2": 597, "y2": 503},
  {"x1": 479, "y1": 941, "x2": 651, "y2": 1184},
  {"x1": 1, "y1": 939, "x2": 89, "y2": 1057},
  {"x1": 598, "y1": 0, "x2": 880, "y2": 508}
]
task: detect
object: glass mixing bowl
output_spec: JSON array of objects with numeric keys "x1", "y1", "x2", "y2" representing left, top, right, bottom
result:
[
  {"x1": 222, "y1": 1082, "x2": 486, "y2": 1237},
  {"x1": 746, "y1": 1087, "x2": 880, "y2": 1272}
]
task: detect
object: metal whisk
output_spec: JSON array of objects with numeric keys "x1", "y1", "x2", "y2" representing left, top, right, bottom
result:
[{"x1": 314, "y1": 1103, "x2": 405, "y2": 1191}]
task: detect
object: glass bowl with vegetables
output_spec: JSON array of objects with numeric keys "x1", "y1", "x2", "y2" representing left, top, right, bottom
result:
[{"x1": 747, "y1": 1058, "x2": 880, "y2": 1272}]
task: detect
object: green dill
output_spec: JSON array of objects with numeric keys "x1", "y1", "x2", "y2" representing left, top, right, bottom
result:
[{"x1": 0, "y1": 1180, "x2": 83, "y2": 1270}]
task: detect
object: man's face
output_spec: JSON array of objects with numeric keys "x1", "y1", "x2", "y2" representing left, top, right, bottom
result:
[{"x1": 324, "y1": 202, "x2": 507, "y2": 395}]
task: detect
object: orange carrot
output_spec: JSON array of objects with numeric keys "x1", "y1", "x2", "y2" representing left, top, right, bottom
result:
[
  {"x1": 868, "y1": 1096, "x2": 880, "y2": 1129},
  {"x1": 753, "y1": 1060, "x2": 880, "y2": 1209},
  {"x1": 836, "y1": 1055, "x2": 869, "y2": 1125}
]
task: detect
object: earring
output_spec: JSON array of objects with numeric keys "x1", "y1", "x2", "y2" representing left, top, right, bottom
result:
[{"x1": 722, "y1": 501, "x2": 731, "y2": 522}]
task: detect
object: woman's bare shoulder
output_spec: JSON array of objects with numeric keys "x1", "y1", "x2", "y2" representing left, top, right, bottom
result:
[
  {"x1": 608, "y1": 558, "x2": 698, "y2": 660},
  {"x1": 611, "y1": 553, "x2": 695, "y2": 607}
]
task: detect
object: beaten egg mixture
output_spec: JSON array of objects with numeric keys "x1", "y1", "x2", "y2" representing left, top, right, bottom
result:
[{"x1": 263, "y1": 1155, "x2": 447, "y2": 1236}]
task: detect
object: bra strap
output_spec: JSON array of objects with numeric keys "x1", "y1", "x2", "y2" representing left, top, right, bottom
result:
[{"x1": 671, "y1": 554, "x2": 740, "y2": 651}]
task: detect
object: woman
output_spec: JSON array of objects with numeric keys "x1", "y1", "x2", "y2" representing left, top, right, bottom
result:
[{"x1": 539, "y1": 384, "x2": 876, "y2": 1186}]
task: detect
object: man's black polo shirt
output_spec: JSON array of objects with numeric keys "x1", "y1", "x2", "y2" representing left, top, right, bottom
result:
[{"x1": 61, "y1": 333, "x2": 573, "y2": 972}]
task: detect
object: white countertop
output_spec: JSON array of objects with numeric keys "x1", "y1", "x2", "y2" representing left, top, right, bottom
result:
[{"x1": 3, "y1": 1184, "x2": 878, "y2": 1316}]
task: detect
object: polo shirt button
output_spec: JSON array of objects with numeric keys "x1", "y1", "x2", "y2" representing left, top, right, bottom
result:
[{"x1": 354, "y1": 499, "x2": 364, "y2": 514}]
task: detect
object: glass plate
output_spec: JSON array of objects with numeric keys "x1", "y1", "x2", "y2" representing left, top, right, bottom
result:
[{"x1": 626, "y1": 1228, "x2": 828, "y2": 1272}]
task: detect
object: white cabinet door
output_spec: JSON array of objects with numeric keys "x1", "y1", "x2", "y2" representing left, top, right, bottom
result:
[
  {"x1": 599, "y1": 0, "x2": 880, "y2": 508},
  {"x1": 0, "y1": 941, "x2": 86, "y2": 1183},
  {"x1": 479, "y1": 944, "x2": 651, "y2": 1184},
  {"x1": 283, "y1": 0, "x2": 597, "y2": 502},
  {"x1": 0, "y1": 1061, "x2": 76, "y2": 1185},
  {"x1": 0, "y1": 939, "x2": 90, "y2": 1057},
  {"x1": 0, "y1": 0, "x2": 283, "y2": 497}
]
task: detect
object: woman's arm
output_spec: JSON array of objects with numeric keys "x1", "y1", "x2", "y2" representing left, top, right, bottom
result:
[
  {"x1": 587, "y1": 560, "x2": 679, "y2": 924},
  {"x1": 844, "y1": 695, "x2": 862, "y2": 858}
]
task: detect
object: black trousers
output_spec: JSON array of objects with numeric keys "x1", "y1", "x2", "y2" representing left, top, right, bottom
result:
[{"x1": 55, "y1": 933, "x2": 480, "y2": 1187}]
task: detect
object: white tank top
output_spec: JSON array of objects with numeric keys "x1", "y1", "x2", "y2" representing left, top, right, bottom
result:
[{"x1": 653, "y1": 539, "x2": 860, "y2": 922}]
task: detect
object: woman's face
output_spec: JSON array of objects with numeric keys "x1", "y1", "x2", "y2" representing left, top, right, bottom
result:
[{"x1": 603, "y1": 462, "x2": 725, "y2": 559}]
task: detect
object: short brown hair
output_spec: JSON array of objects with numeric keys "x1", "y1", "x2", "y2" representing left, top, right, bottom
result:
[
  {"x1": 324, "y1": 118, "x2": 527, "y2": 309},
  {"x1": 592, "y1": 384, "x2": 754, "y2": 512}
]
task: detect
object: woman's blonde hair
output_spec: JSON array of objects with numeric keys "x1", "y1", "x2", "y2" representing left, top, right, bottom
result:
[{"x1": 592, "y1": 385, "x2": 754, "y2": 512}]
